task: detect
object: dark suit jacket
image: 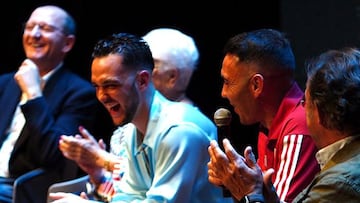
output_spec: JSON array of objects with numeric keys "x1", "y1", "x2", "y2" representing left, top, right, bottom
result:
[{"x1": 0, "y1": 66, "x2": 114, "y2": 179}]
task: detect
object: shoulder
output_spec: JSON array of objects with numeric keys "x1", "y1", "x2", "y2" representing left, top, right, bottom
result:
[
  {"x1": 0, "y1": 72, "x2": 15, "y2": 83},
  {"x1": 50, "y1": 69, "x2": 94, "y2": 93},
  {"x1": 151, "y1": 92, "x2": 216, "y2": 136},
  {"x1": 57, "y1": 69, "x2": 91, "y2": 86},
  {"x1": 273, "y1": 84, "x2": 309, "y2": 136},
  {"x1": 164, "y1": 102, "x2": 215, "y2": 128},
  {"x1": 320, "y1": 141, "x2": 360, "y2": 184},
  {"x1": 0, "y1": 72, "x2": 17, "y2": 95},
  {"x1": 308, "y1": 169, "x2": 360, "y2": 202},
  {"x1": 154, "y1": 103, "x2": 216, "y2": 139},
  {"x1": 282, "y1": 103, "x2": 310, "y2": 136},
  {"x1": 317, "y1": 159, "x2": 360, "y2": 190}
]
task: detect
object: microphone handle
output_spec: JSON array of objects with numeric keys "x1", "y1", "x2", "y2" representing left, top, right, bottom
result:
[{"x1": 217, "y1": 125, "x2": 230, "y2": 151}]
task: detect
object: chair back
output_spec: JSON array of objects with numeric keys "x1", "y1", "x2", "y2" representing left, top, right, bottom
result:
[{"x1": 47, "y1": 175, "x2": 90, "y2": 203}]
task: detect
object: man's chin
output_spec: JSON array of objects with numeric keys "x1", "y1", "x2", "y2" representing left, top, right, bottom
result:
[{"x1": 114, "y1": 119, "x2": 129, "y2": 127}]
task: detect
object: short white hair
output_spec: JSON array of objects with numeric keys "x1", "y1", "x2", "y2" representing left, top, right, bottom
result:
[{"x1": 143, "y1": 28, "x2": 199, "y2": 71}]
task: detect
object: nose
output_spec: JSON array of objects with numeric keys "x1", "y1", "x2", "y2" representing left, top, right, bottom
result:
[
  {"x1": 221, "y1": 86, "x2": 227, "y2": 98},
  {"x1": 32, "y1": 25, "x2": 42, "y2": 35},
  {"x1": 96, "y1": 87, "x2": 110, "y2": 102},
  {"x1": 24, "y1": 24, "x2": 42, "y2": 37}
]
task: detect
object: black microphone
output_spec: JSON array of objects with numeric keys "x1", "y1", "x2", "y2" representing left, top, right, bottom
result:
[
  {"x1": 214, "y1": 108, "x2": 232, "y2": 149},
  {"x1": 213, "y1": 108, "x2": 232, "y2": 197}
]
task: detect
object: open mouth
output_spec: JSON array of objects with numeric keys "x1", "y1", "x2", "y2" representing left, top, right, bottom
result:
[{"x1": 110, "y1": 104, "x2": 120, "y2": 112}]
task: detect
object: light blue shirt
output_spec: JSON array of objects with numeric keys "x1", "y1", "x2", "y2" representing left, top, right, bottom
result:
[{"x1": 112, "y1": 91, "x2": 232, "y2": 203}]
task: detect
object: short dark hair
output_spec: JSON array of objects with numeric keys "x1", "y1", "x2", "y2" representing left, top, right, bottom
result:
[
  {"x1": 223, "y1": 29, "x2": 295, "y2": 74},
  {"x1": 92, "y1": 32, "x2": 154, "y2": 72}
]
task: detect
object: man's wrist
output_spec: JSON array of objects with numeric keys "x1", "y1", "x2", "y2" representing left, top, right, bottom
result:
[
  {"x1": 243, "y1": 194, "x2": 265, "y2": 203},
  {"x1": 89, "y1": 170, "x2": 106, "y2": 186}
]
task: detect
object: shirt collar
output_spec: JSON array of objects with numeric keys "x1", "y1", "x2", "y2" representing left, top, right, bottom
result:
[
  {"x1": 41, "y1": 62, "x2": 63, "y2": 85},
  {"x1": 316, "y1": 135, "x2": 359, "y2": 169}
]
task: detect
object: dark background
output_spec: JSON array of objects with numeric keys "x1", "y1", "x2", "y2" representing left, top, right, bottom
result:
[{"x1": 1, "y1": 0, "x2": 359, "y2": 152}]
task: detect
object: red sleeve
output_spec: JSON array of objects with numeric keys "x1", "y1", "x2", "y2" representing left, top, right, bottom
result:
[{"x1": 274, "y1": 134, "x2": 319, "y2": 202}]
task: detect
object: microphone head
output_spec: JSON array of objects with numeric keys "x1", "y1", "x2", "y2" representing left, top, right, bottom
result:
[{"x1": 214, "y1": 108, "x2": 232, "y2": 126}]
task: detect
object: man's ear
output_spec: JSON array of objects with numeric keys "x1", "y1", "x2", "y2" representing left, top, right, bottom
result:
[
  {"x1": 166, "y1": 68, "x2": 179, "y2": 88},
  {"x1": 250, "y1": 73, "x2": 264, "y2": 97},
  {"x1": 62, "y1": 35, "x2": 76, "y2": 53},
  {"x1": 136, "y1": 70, "x2": 151, "y2": 90}
]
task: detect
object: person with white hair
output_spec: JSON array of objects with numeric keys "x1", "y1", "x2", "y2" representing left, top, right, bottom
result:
[{"x1": 143, "y1": 28, "x2": 199, "y2": 105}]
